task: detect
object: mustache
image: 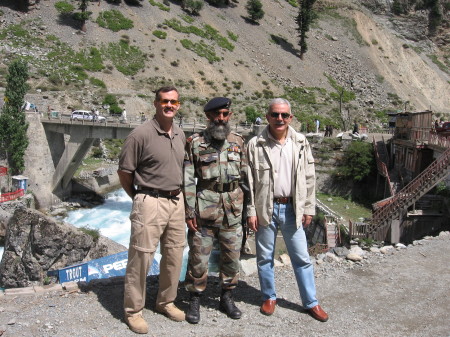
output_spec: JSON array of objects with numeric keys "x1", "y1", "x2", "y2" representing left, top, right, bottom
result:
[{"x1": 212, "y1": 120, "x2": 228, "y2": 126}]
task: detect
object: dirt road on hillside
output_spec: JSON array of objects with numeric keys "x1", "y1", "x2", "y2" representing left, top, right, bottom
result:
[{"x1": 0, "y1": 233, "x2": 449, "y2": 337}]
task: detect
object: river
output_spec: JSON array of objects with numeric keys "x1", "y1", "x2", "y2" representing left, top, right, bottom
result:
[{"x1": 0, "y1": 189, "x2": 220, "y2": 278}]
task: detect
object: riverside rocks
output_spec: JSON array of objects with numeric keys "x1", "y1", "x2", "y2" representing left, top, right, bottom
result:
[{"x1": 0, "y1": 207, "x2": 126, "y2": 288}]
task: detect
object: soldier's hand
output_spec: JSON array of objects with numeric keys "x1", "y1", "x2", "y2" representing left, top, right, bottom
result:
[
  {"x1": 247, "y1": 216, "x2": 258, "y2": 232},
  {"x1": 302, "y1": 214, "x2": 313, "y2": 228},
  {"x1": 186, "y1": 218, "x2": 198, "y2": 232}
]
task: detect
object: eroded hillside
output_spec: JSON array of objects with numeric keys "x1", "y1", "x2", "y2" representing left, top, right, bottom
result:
[{"x1": 0, "y1": 0, "x2": 448, "y2": 125}]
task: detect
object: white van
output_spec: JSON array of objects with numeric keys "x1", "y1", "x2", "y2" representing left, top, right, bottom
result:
[{"x1": 71, "y1": 110, "x2": 106, "y2": 122}]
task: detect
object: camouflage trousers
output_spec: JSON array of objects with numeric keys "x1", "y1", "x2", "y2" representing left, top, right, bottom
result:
[{"x1": 185, "y1": 220, "x2": 242, "y2": 293}]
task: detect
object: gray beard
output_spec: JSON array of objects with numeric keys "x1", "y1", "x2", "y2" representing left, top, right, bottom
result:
[{"x1": 205, "y1": 121, "x2": 231, "y2": 141}]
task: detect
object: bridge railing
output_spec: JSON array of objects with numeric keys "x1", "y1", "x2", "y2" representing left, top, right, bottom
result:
[{"x1": 42, "y1": 115, "x2": 257, "y2": 135}]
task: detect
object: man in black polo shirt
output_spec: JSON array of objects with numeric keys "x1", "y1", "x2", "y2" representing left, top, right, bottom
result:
[{"x1": 118, "y1": 86, "x2": 186, "y2": 334}]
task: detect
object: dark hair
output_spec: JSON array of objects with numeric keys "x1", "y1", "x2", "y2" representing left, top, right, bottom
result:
[{"x1": 155, "y1": 86, "x2": 178, "y2": 100}]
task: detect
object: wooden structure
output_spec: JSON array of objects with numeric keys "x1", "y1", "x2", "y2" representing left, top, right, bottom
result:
[{"x1": 369, "y1": 110, "x2": 449, "y2": 243}]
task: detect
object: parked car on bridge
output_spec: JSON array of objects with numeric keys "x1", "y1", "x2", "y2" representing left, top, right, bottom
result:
[
  {"x1": 435, "y1": 122, "x2": 450, "y2": 137},
  {"x1": 70, "y1": 110, "x2": 106, "y2": 122}
]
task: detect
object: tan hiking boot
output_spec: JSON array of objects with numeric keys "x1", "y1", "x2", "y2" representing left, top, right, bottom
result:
[
  {"x1": 155, "y1": 303, "x2": 185, "y2": 322},
  {"x1": 124, "y1": 314, "x2": 149, "y2": 334}
]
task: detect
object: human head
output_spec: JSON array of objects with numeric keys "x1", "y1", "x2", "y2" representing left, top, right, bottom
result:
[
  {"x1": 204, "y1": 97, "x2": 232, "y2": 140},
  {"x1": 266, "y1": 98, "x2": 293, "y2": 138},
  {"x1": 153, "y1": 86, "x2": 180, "y2": 122}
]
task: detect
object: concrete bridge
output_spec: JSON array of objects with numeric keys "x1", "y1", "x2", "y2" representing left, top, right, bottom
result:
[{"x1": 42, "y1": 118, "x2": 259, "y2": 194}]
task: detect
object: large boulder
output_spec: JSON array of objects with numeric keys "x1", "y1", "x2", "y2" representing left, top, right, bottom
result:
[{"x1": 0, "y1": 207, "x2": 126, "y2": 288}]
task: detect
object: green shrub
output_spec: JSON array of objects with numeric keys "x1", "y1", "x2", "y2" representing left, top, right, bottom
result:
[
  {"x1": 70, "y1": 65, "x2": 88, "y2": 81},
  {"x1": 89, "y1": 77, "x2": 106, "y2": 88},
  {"x1": 96, "y1": 10, "x2": 134, "y2": 32},
  {"x1": 435, "y1": 182, "x2": 450, "y2": 197},
  {"x1": 336, "y1": 141, "x2": 375, "y2": 181},
  {"x1": 164, "y1": 19, "x2": 234, "y2": 51},
  {"x1": 183, "y1": 0, "x2": 204, "y2": 15},
  {"x1": 227, "y1": 31, "x2": 238, "y2": 41},
  {"x1": 149, "y1": 0, "x2": 170, "y2": 11},
  {"x1": 77, "y1": 47, "x2": 104, "y2": 72},
  {"x1": 55, "y1": 1, "x2": 75, "y2": 13},
  {"x1": 180, "y1": 39, "x2": 220, "y2": 63},
  {"x1": 102, "y1": 40, "x2": 145, "y2": 76},
  {"x1": 244, "y1": 106, "x2": 262, "y2": 123},
  {"x1": 79, "y1": 225, "x2": 100, "y2": 242},
  {"x1": 153, "y1": 30, "x2": 167, "y2": 39}
]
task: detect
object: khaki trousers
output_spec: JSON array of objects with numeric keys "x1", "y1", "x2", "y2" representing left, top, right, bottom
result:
[{"x1": 123, "y1": 192, "x2": 186, "y2": 317}]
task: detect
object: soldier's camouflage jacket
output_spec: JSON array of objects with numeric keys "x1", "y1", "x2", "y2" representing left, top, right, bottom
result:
[{"x1": 184, "y1": 130, "x2": 247, "y2": 227}]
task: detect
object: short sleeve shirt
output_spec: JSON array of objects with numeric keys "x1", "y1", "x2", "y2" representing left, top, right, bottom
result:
[{"x1": 118, "y1": 118, "x2": 186, "y2": 191}]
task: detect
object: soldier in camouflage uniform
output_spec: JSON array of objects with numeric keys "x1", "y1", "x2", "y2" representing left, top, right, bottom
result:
[{"x1": 184, "y1": 97, "x2": 247, "y2": 324}]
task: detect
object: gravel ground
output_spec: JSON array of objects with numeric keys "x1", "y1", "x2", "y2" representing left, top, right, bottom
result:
[{"x1": 1, "y1": 232, "x2": 449, "y2": 337}]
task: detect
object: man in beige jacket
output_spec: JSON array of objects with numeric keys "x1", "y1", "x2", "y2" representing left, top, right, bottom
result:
[{"x1": 246, "y1": 98, "x2": 328, "y2": 322}]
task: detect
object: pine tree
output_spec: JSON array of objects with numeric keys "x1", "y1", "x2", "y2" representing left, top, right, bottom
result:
[
  {"x1": 73, "y1": 0, "x2": 92, "y2": 32},
  {"x1": 246, "y1": 0, "x2": 265, "y2": 23},
  {"x1": 0, "y1": 59, "x2": 30, "y2": 174},
  {"x1": 296, "y1": 0, "x2": 317, "y2": 59}
]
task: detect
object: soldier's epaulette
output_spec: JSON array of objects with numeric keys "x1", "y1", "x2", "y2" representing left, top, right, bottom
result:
[
  {"x1": 187, "y1": 132, "x2": 201, "y2": 143},
  {"x1": 230, "y1": 131, "x2": 245, "y2": 144},
  {"x1": 231, "y1": 131, "x2": 243, "y2": 138}
]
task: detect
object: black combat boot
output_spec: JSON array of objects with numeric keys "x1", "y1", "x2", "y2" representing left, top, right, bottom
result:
[
  {"x1": 219, "y1": 289, "x2": 242, "y2": 319},
  {"x1": 186, "y1": 292, "x2": 201, "y2": 324}
]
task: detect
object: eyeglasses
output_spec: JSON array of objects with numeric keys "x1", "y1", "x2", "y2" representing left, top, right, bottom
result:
[
  {"x1": 270, "y1": 112, "x2": 291, "y2": 119},
  {"x1": 159, "y1": 99, "x2": 180, "y2": 106},
  {"x1": 210, "y1": 110, "x2": 230, "y2": 117}
]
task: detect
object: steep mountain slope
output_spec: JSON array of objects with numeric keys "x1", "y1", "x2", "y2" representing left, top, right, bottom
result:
[{"x1": 0, "y1": 0, "x2": 448, "y2": 124}]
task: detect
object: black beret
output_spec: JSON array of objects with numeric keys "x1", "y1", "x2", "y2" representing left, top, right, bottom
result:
[{"x1": 204, "y1": 97, "x2": 231, "y2": 112}]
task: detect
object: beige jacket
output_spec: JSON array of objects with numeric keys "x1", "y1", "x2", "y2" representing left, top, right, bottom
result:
[{"x1": 246, "y1": 126, "x2": 316, "y2": 228}]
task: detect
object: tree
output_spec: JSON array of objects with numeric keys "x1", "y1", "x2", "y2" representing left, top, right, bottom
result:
[
  {"x1": 73, "y1": 0, "x2": 92, "y2": 32},
  {"x1": 326, "y1": 75, "x2": 356, "y2": 131},
  {"x1": 336, "y1": 141, "x2": 375, "y2": 182},
  {"x1": 182, "y1": 0, "x2": 204, "y2": 15},
  {"x1": 0, "y1": 59, "x2": 30, "y2": 174},
  {"x1": 244, "y1": 106, "x2": 262, "y2": 124},
  {"x1": 246, "y1": 0, "x2": 265, "y2": 23},
  {"x1": 296, "y1": 0, "x2": 317, "y2": 59}
]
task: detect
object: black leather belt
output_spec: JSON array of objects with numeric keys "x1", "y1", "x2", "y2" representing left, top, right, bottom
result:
[
  {"x1": 137, "y1": 187, "x2": 181, "y2": 198},
  {"x1": 274, "y1": 197, "x2": 292, "y2": 204}
]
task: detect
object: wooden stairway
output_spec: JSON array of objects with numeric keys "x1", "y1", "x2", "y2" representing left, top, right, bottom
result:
[{"x1": 367, "y1": 146, "x2": 450, "y2": 241}]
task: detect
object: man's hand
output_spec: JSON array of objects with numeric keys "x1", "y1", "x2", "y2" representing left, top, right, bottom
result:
[
  {"x1": 302, "y1": 214, "x2": 313, "y2": 228},
  {"x1": 247, "y1": 216, "x2": 259, "y2": 232},
  {"x1": 186, "y1": 218, "x2": 198, "y2": 232}
]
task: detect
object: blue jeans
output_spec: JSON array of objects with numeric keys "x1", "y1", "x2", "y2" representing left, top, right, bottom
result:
[{"x1": 255, "y1": 202, "x2": 318, "y2": 309}]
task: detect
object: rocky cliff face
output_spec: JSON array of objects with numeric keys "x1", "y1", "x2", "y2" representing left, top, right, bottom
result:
[{"x1": 0, "y1": 207, "x2": 126, "y2": 288}]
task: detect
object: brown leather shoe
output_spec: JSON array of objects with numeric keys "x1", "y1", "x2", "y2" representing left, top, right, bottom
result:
[
  {"x1": 260, "y1": 299, "x2": 276, "y2": 316},
  {"x1": 307, "y1": 305, "x2": 328, "y2": 322}
]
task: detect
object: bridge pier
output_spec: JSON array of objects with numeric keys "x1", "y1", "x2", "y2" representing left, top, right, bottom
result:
[{"x1": 52, "y1": 135, "x2": 95, "y2": 191}]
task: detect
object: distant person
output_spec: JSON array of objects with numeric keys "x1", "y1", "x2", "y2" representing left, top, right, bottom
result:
[
  {"x1": 122, "y1": 109, "x2": 127, "y2": 122},
  {"x1": 184, "y1": 97, "x2": 247, "y2": 324},
  {"x1": 353, "y1": 120, "x2": 359, "y2": 135},
  {"x1": 255, "y1": 116, "x2": 262, "y2": 125},
  {"x1": 118, "y1": 86, "x2": 186, "y2": 334},
  {"x1": 315, "y1": 119, "x2": 320, "y2": 133},
  {"x1": 246, "y1": 98, "x2": 328, "y2": 322}
]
